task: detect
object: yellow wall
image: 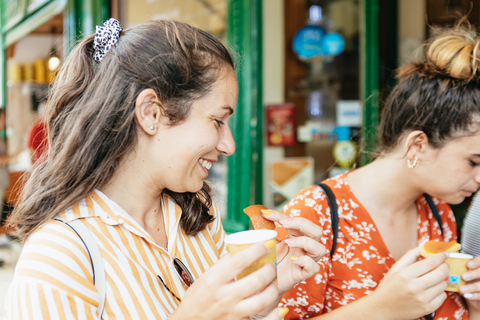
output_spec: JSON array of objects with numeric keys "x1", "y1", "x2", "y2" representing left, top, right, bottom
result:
[{"x1": 124, "y1": 0, "x2": 226, "y2": 35}]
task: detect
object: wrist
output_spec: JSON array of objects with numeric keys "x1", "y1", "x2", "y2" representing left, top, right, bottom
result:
[
  {"x1": 467, "y1": 300, "x2": 480, "y2": 319},
  {"x1": 360, "y1": 291, "x2": 397, "y2": 320}
]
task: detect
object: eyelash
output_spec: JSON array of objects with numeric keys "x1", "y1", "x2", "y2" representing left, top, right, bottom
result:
[
  {"x1": 215, "y1": 119, "x2": 225, "y2": 127},
  {"x1": 470, "y1": 160, "x2": 480, "y2": 167}
]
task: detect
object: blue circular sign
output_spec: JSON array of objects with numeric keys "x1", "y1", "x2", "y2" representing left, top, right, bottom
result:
[
  {"x1": 321, "y1": 32, "x2": 345, "y2": 56},
  {"x1": 293, "y1": 25, "x2": 326, "y2": 60}
]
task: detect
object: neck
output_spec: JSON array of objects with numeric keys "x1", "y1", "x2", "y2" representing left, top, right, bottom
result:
[
  {"x1": 99, "y1": 155, "x2": 164, "y2": 229},
  {"x1": 347, "y1": 156, "x2": 423, "y2": 216}
]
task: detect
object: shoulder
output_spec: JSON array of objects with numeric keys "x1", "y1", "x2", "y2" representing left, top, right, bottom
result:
[
  {"x1": 418, "y1": 195, "x2": 457, "y2": 240},
  {"x1": 282, "y1": 173, "x2": 350, "y2": 219},
  {"x1": 15, "y1": 219, "x2": 94, "y2": 287}
]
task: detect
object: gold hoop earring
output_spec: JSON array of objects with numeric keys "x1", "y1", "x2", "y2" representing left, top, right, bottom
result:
[{"x1": 407, "y1": 155, "x2": 418, "y2": 169}]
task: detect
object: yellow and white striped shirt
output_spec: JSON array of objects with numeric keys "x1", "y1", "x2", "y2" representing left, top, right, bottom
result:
[{"x1": 4, "y1": 189, "x2": 227, "y2": 319}]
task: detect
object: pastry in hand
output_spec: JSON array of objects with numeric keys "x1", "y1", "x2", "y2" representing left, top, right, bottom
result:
[
  {"x1": 420, "y1": 240, "x2": 461, "y2": 258},
  {"x1": 243, "y1": 205, "x2": 289, "y2": 241},
  {"x1": 243, "y1": 205, "x2": 275, "y2": 230}
]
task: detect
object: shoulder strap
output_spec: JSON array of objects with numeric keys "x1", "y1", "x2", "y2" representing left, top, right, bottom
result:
[
  {"x1": 423, "y1": 193, "x2": 444, "y2": 237},
  {"x1": 56, "y1": 219, "x2": 106, "y2": 317},
  {"x1": 317, "y1": 183, "x2": 338, "y2": 259}
]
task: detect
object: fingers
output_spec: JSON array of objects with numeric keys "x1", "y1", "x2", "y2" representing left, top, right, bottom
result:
[
  {"x1": 231, "y1": 263, "x2": 277, "y2": 300},
  {"x1": 423, "y1": 287, "x2": 448, "y2": 313},
  {"x1": 289, "y1": 255, "x2": 321, "y2": 280},
  {"x1": 415, "y1": 260, "x2": 450, "y2": 290},
  {"x1": 407, "y1": 253, "x2": 449, "y2": 278},
  {"x1": 459, "y1": 256, "x2": 480, "y2": 300},
  {"x1": 261, "y1": 209, "x2": 290, "y2": 223},
  {"x1": 235, "y1": 280, "x2": 280, "y2": 316},
  {"x1": 262, "y1": 210, "x2": 323, "y2": 241},
  {"x1": 263, "y1": 307, "x2": 290, "y2": 320},
  {"x1": 389, "y1": 247, "x2": 422, "y2": 273},
  {"x1": 279, "y1": 217, "x2": 323, "y2": 241},
  {"x1": 284, "y1": 236, "x2": 326, "y2": 262},
  {"x1": 212, "y1": 241, "x2": 274, "y2": 283}
]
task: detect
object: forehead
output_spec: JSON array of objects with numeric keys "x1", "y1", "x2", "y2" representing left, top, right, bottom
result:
[
  {"x1": 190, "y1": 68, "x2": 238, "y2": 112},
  {"x1": 443, "y1": 129, "x2": 480, "y2": 154}
]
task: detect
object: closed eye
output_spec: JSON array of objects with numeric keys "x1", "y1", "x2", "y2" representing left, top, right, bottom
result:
[
  {"x1": 215, "y1": 119, "x2": 225, "y2": 127},
  {"x1": 470, "y1": 160, "x2": 480, "y2": 167}
]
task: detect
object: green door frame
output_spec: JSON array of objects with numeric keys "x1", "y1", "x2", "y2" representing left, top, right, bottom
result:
[
  {"x1": 360, "y1": 0, "x2": 380, "y2": 164},
  {"x1": 224, "y1": 0, "x2": 263, "y2": 233},
  {"x1": 0, "y1": 1, "x2": 5, "y2": 109},
  {"x1": 64, "y1": 0, "x2": 109, "y2": 54}
]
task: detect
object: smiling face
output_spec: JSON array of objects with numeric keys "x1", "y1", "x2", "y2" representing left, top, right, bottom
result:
[
  {"x1": 418, "y1": 129, "x2": 480, "y2": 204},
  {"x1": 151, "y1": 67, "x2": 238, "y2": 193}
]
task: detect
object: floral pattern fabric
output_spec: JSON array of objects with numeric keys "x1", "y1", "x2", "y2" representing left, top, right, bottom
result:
[{"x1": 280, "y1": 172, "x2": 467, "y2": 319}]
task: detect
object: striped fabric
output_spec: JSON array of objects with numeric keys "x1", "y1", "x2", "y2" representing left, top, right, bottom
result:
[
  {"x1": 4, "y1": 189, "x2": 227, "y2": 319},
  {"x1": 462, "y1": 192, "x2": 480, "y2": 257}
]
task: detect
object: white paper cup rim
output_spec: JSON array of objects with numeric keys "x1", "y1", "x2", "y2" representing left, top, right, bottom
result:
[
  {"x1": 225, "y1": 229, "x2": 277, "y2": 245},
  {"x1": 448, "y1": 252, "x2": 473, "y2": 259}
]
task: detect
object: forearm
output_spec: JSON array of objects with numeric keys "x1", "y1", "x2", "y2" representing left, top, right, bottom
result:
[
  {"x1": 469, "y1": 310, "x2": 480, "y2": 320},
  {"x1": 467, "y1": 301, "x2": 480, "y2": 320},
  {"x1": 303, "y1": 293, "x2": 401, "y2": 320}
]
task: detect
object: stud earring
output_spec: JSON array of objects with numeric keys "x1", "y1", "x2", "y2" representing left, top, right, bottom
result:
[
  {"x1": 407, "y1": 155, "x2": 418, "y2": 169},
  {"x1": 149, "y1": 125, "x2": 155, "y2": 130}
]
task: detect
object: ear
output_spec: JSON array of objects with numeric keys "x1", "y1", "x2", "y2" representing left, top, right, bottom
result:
[
  {"x1": 134, "y1": 88, "x2": 162, "y2": 135},
  {"x1": 404, "y1": 130, "x2": 429, "y2": 158}
]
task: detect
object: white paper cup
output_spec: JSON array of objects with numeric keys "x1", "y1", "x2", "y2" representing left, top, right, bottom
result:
[
  {"x1": 225, "y1": 229, "x2": 277, "y2": 280},
  {"x1": 445, "y1": 252, "x2": 474, "y2": 292}
]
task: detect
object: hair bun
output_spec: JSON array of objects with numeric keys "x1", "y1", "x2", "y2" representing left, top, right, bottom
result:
[{"x1": 426, "y1": 28, "x2": 480, "y2": 80}]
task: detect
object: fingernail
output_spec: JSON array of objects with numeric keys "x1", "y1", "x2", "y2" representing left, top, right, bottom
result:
[
  {"x1": 264, "y1": 239, "x2": 276, "y2": 250},
  {"x1": 284, "y1": 238, "x2": 295, "y2": 244},
  {"x1": 464, "y1": 293, "x2": 473, "y2": 299},
  {"x1": 463, "y1": 272, "x2": 472, "y2": 281},
  {"x1": 280, "y1": 218, "x2": 291, "y2": 225},
  {"x1": 261, "y1": 209, "x2": 271, "y2": 215},
  {"x1": 279, "y1": 307, "x2": 289, "y2": 317},
  {"x1": 467, "y1": 260, "x2": 476, "y2": 269},
  {"x1": 290, "y1": 256, "x2": 298, "y2": 261},
  {"x1": 444, "y1": 252, "x2": 450, "y2": 258}
]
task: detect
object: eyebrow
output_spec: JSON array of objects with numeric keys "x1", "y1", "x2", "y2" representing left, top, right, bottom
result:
[{"x1": 222, "y1": 106, "x2": 234, "y2": 115}]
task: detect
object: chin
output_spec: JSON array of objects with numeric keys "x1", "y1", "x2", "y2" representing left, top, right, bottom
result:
[{"x1": 443, "y1": 195, "x2": 465, "y2": 205}]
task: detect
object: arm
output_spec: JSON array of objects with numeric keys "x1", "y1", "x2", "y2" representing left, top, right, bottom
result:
[{"x1": 306, "y1": 249, "x2": 450, "y2": 320}]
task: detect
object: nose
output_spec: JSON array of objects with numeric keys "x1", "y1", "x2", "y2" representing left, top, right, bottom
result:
[
  {"x1": 474, "y1": 170, "x2": 480, "y2": 185},
  {"x1": 217, "y1": 126, "x2": 236, "y2": 156}
]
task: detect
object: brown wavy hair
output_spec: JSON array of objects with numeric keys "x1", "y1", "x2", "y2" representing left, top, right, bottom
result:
[
  {"x1": 8, "y1": 20, "x2": 234, "y2": 240},
  {"x1": 378, "y1": 24, "x2": 480, "y2": 154}
]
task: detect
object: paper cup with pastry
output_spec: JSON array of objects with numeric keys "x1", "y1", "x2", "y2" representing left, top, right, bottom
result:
[{"x1": 420, "y1": 240, "x2": 472, "y2": 292}]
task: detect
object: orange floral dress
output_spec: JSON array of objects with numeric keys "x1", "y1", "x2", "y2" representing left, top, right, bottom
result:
[{"x1": 280, "y1": 173, "x2": 468, "y2": 320}]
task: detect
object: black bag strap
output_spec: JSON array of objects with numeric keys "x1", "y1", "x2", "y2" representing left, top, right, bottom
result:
[
  {"x1": 423, "y1": 193, "x2": 444, "y2": 237},
  {"x1": 317, "y1": 183, "x2": 338, "y2": 259},
  {"x1": 314, "y1": 187, "x2": 444, "y2": 259}
]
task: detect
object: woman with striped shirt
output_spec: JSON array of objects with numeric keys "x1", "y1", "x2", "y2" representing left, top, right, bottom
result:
[
  {"x1": 463, "y1": 193, "x2": 480, "y2": 257},
  {"x1": 4, "y1": 19, "x2": 325, "y2": 319}
]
